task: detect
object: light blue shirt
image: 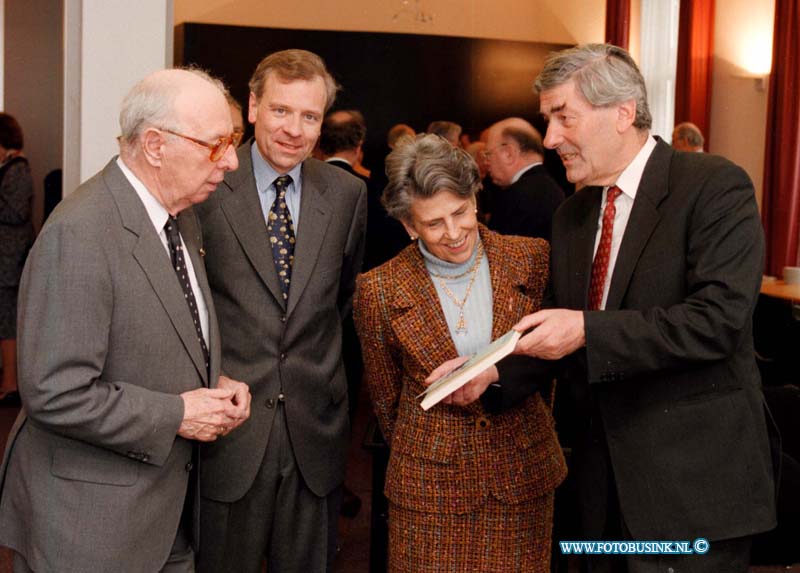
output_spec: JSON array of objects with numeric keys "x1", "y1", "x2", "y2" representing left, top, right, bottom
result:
[
  {"x1": 419, "y1": 239, "x2": 493, "y2": 357},
  {"x1": 251, "y1": 143, "x2": 304, "y2": 230}
]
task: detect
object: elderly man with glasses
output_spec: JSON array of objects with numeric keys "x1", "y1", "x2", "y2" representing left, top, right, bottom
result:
[
  {"x1": 484, "y1": 117, "x2": 565, "y2": 241},
  {"x1": 0, "y1": 68, "x2": 251, "y2": 572}
]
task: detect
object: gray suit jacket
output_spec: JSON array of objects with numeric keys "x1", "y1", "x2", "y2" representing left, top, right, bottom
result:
[
  {"x1": 0, "y1": 159, "x2": 221, "y2": 572},
  {"x1": 196, "y1": 142, "x2": 367, "y2": 500},
  {"x1": 550, "y1": 138, "x2": 777, "y2": 540}
]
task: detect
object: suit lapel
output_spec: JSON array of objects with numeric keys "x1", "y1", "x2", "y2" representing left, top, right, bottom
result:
[
  {"x1": 286, "y1": 160, "x2": 333, "y2": 317},
  {"x1": 103, "y1": 160, "x2": 209, "y2": 384},
  {"x1": 605, "y1": 139, "x2": 672, "y2": 310},
  {"x1": 568, "y1": 187, "x2": 604, "y2": 309},
  {"x1": 390, "y1": 247, "x2": 456, "y2": 377},
  {"x1": 220, "y1": 143, "x2": 287, "y2": 309},
  {"x1": 483, "y1": 228, "x2": 532, "y2": 339}
]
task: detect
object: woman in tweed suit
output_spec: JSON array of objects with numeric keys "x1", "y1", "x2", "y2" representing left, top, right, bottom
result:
[{"x1": 354, "y1": 134, "x2": 566, "y2": 572}]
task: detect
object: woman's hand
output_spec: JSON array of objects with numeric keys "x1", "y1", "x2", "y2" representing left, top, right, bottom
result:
[{"x1": 425, "y1": 356, "x2": 499, "y2": 407}]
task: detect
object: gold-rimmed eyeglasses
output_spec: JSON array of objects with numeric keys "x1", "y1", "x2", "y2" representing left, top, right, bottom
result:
[{"x1": 161, "y1": 128, "x2": 243, "y2": 161}]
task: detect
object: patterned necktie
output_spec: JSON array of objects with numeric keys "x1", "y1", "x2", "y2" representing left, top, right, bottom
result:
[
  {"x1": 588, "y1": 185, "x2": 622, "y2": 311},
  {"x1": 164, "y1": 216, "x2": 210, "y2": 374},
  {"x1": 267, "y1": 175, "x2": 296, "y2": 301}
]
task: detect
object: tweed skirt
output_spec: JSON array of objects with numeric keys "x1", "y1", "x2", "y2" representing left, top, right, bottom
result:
[
  {"x1": 387, "y1": 491, "x2": 555, "y2": 573},
  {"x1": 0, "y1": 286, "x2": 18, "y2": 339}
]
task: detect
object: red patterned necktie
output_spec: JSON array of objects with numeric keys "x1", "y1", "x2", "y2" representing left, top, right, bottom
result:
[{"x1": 588, "y1": 185, "x2": 622, "y2": 311}]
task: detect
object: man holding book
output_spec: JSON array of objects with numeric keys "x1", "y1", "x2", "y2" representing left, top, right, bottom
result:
[{"x1": 511, "y1": 44, "x2": 776, "y2": 572}]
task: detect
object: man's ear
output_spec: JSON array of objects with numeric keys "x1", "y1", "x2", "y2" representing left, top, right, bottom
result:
[
  {"x1": 248, "y1": 92, "x2": 258, "y2": 125},
  {"x1": 142, "y1": 128, "x2": 165, "y2": 166},
  {"x1": 616, "y1": 98, "x2": 637, "y2": 133},
  {"x1": 503, "y1": 141, "x2": 519, "y2": 165}
]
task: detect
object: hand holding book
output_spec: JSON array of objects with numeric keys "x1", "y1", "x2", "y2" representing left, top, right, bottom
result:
[
  {"x1": 423, "y1": 355, "x2": 499, "y2": 408},
  {"x1": 513, "y1": 308, "x2": 585, "y2": 360},
  {"x1": 419, "y1": 329, "x2": 521, "y2": 410}
]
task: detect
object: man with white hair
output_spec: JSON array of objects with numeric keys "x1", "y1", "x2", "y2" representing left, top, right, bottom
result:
[{"x1": 0, "y1": 68, "x2": 250, "y2": 572}]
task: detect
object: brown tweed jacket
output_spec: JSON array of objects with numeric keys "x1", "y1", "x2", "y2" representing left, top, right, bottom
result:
[{"x1": 354, "y1": 225, "x2": 567, "y2": 515}]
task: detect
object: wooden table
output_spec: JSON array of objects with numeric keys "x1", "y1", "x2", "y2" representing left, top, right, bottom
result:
[{"x1": 761, "y1": 279, "x2": 800, "y2": 302}]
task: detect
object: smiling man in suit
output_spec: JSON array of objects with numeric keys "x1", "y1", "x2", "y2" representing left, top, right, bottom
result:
[
  {"x1": 513, "y1": 44, "x2": 777, "y2": 572},
  {"x1": 195, "y1": 50, "x2": 367, "y2": 573},
  {"x1": 0, "y1": 68, "x2": 251, "y2": 572}
]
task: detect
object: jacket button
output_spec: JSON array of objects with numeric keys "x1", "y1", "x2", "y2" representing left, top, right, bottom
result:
[
  {"x1": 280, "y1": 315, "x2": 287, "y2": 323},
  {"x1": 280, "y1": 353, "x2": 287, "y2": 361},
  {"x1": 185, "y1": 462, "x2": 194, "y2": 472},
  {"x1": 265, "y1": 398, "x2": 275, "y2": 409},
  {"x1": 475, "y1": 416, "x2": 490, "y2": 429}
]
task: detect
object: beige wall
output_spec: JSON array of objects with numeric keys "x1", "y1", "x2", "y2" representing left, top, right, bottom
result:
[
  {"x1": 178, "y1": 0, "x2": 772, "y2": 207},
  {"x1": 68, "y1": 0, "x2": 174, "y2": 190},
  {"x1": 710, "y1": 0, "x2": 774, "y2": 208},
  {"x1": 174, "y1": 0, "x2": 605, "y2": 45},
  {"x1": 3, "y1": 0, "x2": 63, "y2": 230}
]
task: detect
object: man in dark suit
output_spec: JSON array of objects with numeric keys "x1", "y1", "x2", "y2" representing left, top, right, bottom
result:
[
  {"x1": 320, "y1": 109, "x2": 408, "y2": 271},
  {"x1": 319, "y1": 109, "x2": 369, "y2": 181},
  {"x1": 514, "y1": 44, "x2": 777, "y2": 572},
  {"x1": 0, "y1": 68, "x2": 250, "y2": 572},
  {"x1": 485, "y1": 117, "x2": 564, "y2": 241},
  {"x1": 195, "y1": 50, "x2": 367, "y2": 573}
]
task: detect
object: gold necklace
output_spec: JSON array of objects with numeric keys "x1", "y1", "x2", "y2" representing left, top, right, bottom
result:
[{"x1": 435, "y1": 243, "x2": 484, "y2": 335}]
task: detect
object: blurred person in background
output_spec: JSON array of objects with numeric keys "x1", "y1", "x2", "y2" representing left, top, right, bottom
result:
[{"x1": 0, "y1": 112, "x2": 34, "y2": 402}]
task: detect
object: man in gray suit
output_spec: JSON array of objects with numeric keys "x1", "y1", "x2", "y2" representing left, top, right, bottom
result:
[
  {"x1": 196, "y1": 50, "x2": 367, "y2": 572},
  {"x1": 0, "y1": 68, "x2": 251, "y2": 572}
]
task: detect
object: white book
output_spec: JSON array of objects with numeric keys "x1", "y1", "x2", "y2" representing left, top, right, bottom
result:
[{"x1": 418, "y1": 328, "x2": 522, "y2": 411}]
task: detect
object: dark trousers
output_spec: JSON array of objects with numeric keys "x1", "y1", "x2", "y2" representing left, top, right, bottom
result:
[
  {"x1": 197, "y1": 404, "x2": 340, "y2": 573},
  {"x1": 577, "y1": 423, "x2": 752, "y2": 573}
]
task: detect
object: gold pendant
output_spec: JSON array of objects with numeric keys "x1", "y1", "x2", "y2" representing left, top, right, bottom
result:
[{"x1": 455, "y1": 314, "x2": 467, "y2": 335}]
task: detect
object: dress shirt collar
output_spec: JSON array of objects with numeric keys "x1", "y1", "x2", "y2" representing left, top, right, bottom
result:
[
  {"x1": 116, "y1": 156, "x2": 170, "y2": 234},
  {"x1": 251, "y1": 142, "x2": 303, "y2": 194},
  {"x1": 510, "y1": 161, "x2": 542, "y2": 185},
  {"x1": 610, "y1": 134, "x2": 657, "y2": 198},
  {"x1": 325, "y1": 157, "x2": 352, "y2": 166}
]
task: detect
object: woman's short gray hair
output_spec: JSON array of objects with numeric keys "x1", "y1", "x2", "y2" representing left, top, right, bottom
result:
[
  {"x1": 382, "y1": 133, "x2": 481, "y2": 221},
  {"x1": 534, "y1": 43, "x2": 652, "y2": 130}
]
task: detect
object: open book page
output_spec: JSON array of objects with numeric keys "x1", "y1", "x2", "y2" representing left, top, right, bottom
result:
[{"x1": 418, "y1": 328, "x2": 522, "y2": 410}]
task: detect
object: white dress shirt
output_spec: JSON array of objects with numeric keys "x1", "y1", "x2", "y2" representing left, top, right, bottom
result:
[
  {"x1": 116, "y1": 157, "x2": 209, "y2": 344},
  {"x1": 592, "y1": 135, "x2": 657, "y2": 309},
  {"x1": 509, "y1": 161, "x2": 542, "y2": 184}
]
